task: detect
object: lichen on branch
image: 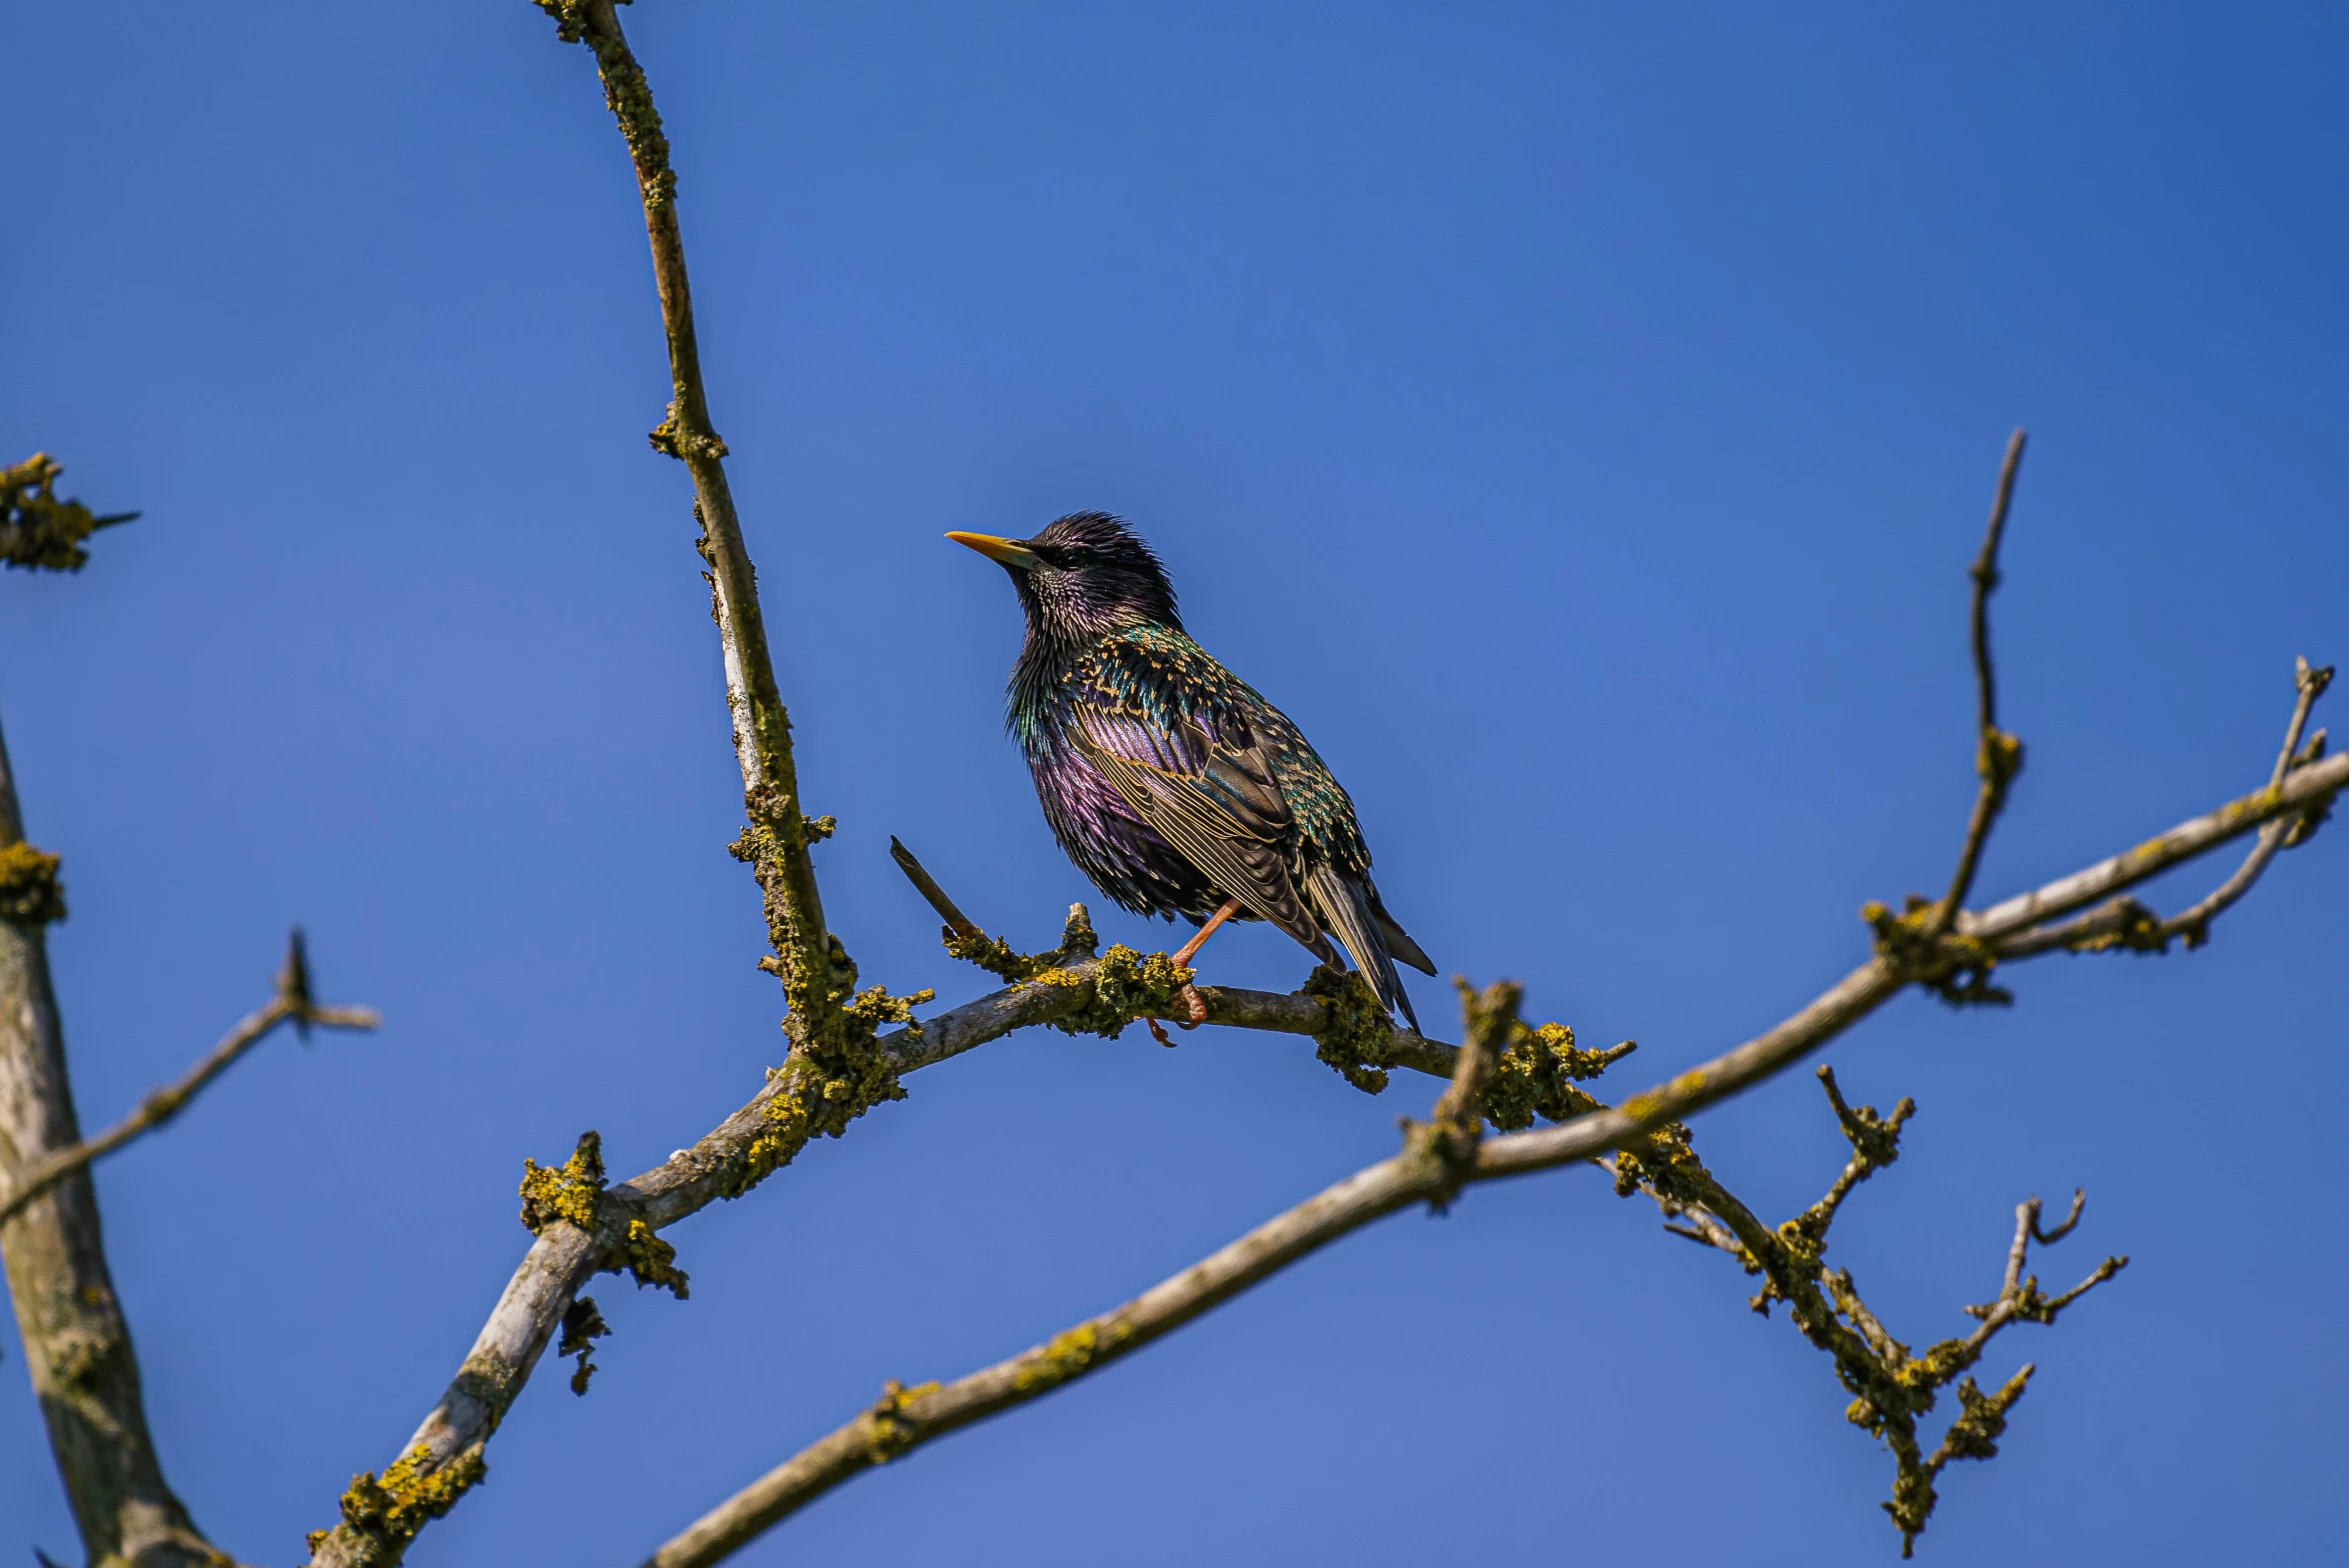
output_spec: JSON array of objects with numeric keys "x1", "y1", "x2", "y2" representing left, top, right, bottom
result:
[
  {"x1": 309, "y1": 1443, "x2": 487, "y2": 1564},
  {"x1": 519, "y1": 1130, "x2": 607, "y2": 1235},
  {"x1": 0, "y1": 840, "x2": 67, "y2": 927},
  {"x1": 941, "y1": 901, "x2": 1100, "y2": 983},
  {"x1": 1303, "y1": 965, "x2": 1398, "y2": 1092},
  {"x1": 1864, "y1": 894, "x2": 2012, "y2": 1006},
  {"x1": 558, "y1": 1296, "x2": 612, "y2": 1396},
  {"x1": 1614, "y1": 1066, "x2": 2125, "y2": 1555},
  {"x1": 1034, "y1": 944, "x2": 1190, "y2": 1039},
  {"x1": 519, "y1": 1130, "x2": 690, "y2": 1296},
  {"x1": 1, "y1": 452, "x2": 136, "y2": 572}
]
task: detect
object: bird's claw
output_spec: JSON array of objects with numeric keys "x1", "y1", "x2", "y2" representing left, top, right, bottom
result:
[{"x1": 1143, "y1": 986, "x2": 1207, "y2": 1047}]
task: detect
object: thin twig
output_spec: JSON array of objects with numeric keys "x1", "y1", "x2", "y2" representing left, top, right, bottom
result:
[
  {"x1": 2031, "y1": 1189, "x2": 2086, "y2": 1247},
  {"x1": 2001, "y1": 1197, "x2": 2040, "y2": 1296},
  {"x1": 1991, "y1": 657, "x2": 2335, "y2": 956},
  {"x1": 1659, "y1": 1208, "x2": 1746, "y2": 1256},
  {"x1": 1932, "y1": 428, "x2": 2028, "y2": 935},
  {"x1": 0, "y1": 930, "x2": 377, "y2": 1228},
  {"x1": 1640, "y1": 1093, "x2": 2122, "y2": 1556},
  {"x1": 887, "y1": 837, "x2": 982, "y2": 940},
  {"x1": 1969, "y1": 432, "x2": 2029, "y2": 742},
  {"x1": 1963, "y1": 745, "x2": 2347, "y2": 946},
  {"x1": 2273, "y1": 657, "x2": 2332, "y2": 787},
  {"x1": 2154, "y1": 657, "x2": 2335, "y2": 945}
]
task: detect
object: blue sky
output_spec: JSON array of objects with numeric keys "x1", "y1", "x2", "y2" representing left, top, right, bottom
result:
[{"x1": 4, "y1": 2, "x2": 2344, "y2": 1563}]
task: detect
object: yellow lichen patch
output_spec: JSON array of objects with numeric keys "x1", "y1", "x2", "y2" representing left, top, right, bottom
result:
[
  {"x1": 1048, "y1": 945, "x2": 1192, "y2": 1038},
  {"x1": 718, "y1": 1035, "x2": 910, "y2": 1202},
  {"x1": 865, "y1": 1377, "x2": 944, "y2": 1462},
  {"x1": 945, "y1": 902, "x2": 1100, "y2": 983},
  {"x1": 1482, "y1": 1015, "x2": 1630, "y2": 1130},
  {"x1": 1013, "y1": 1317, "x2": 1134, "y2": 1393},
  {"x1": 0, "y1": 840, "x2": 65, "y2": 927},
  {"x1": 325, "y1": 1442, "x2": 487, "y2": 1554},
  {"x1": 622, "y1": 1219, "x2": 689, "y2": 1298},
  {"x1": 519, "y1": 1132, "x2": 605, "y2": 1234},
  {"x1": 1304, "y1": 965, "x2": 1396, "y2": 1094},
  {"x1": 1974, "y1": 727, "x2": 2024, "y2": 786},
  {"x1": 1862, "y1": 892, "x2": 2011, "y2": 1006},
  {"x1": 2, "y1": 450, "x2": 129, "y2": 572}
]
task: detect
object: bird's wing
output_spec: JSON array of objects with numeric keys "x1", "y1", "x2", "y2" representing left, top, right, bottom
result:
[{"x1": 1069, "y1": 701, "x2": 1330, "y2": 956}]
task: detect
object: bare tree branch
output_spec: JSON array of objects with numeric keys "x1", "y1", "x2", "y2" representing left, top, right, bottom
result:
[
  {"x1": 0, "y1": 930, "x2": 377, "y2": 1229},
  {"x1": 0, "y1": 711, "x2": 236, "y2": 1568},
  {"x1": 645, "y1": 981, "x2": 2132, "y2": 1568},
  {"x1": 298, "y1": 10, "x2": 930, "y2": 1556},
  {"x1": 1608, "y1": 1067, "x2": 2122, "y2": 1556},
  {"x1": 659, "y1": 718, "x2": 2349, "y2": 1565},
  {"x1": 1960, "y1": 745, "x2": 2346, "y2": 948},
  {"x1": 1931, "y1": 429, "x2": 2029, "y2": 936},
  {"x1": 533, "y1": 0, "x2": 843, "y2": 1058},
  {"x1": 888, "y1": 836, "x2": 983, "y2": 941},
  {"x1": 309, "y1": 712, "x2": 2345, "y2": 1568},
  {"x1": 1489, "y1": 747, "x2": 2347, "y2": 1176},
  {"x1": 1990, "y1": 656, "x2": 2334, "y2": 958},
  {"x1": 642, "y1": 1020, "x2": 1520, "y2": 1568}
]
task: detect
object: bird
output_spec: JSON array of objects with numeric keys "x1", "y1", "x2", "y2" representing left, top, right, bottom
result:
[{"x1": 947, "y1": 511, "x2": 1433, "y2": 1032}]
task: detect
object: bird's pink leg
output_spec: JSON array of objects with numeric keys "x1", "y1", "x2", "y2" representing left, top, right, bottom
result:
[
  {"x1": 1168, "y1": 897, "x2": 1243, "y2": 1032},
  {"x1": 1173, "y1": 897, "x2": 1244, "y2": 969}
]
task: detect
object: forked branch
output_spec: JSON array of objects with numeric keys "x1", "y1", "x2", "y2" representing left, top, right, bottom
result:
[
  {"x1": 644, "y1": 983, "x2": 1538, "y2": 1568},
  {"x1": 0, "y1": 929, "x2": 376, "y2": 1227},
  {"x1": 1996, "y1": 655, "x2": 2334, "y2": 958},
  {"x1": 1621, "y1": 1069, "x2": 2123, "y2": 1555},
  {"x1": 650, "y1": 971, "x2": 2136, "y2": 1568}
]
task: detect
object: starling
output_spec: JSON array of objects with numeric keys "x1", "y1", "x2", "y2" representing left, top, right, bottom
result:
[{"x1": 948, "y1": 511, "x2": 1433, "y2": 1030}]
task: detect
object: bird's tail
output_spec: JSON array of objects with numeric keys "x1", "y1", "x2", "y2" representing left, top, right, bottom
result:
[{"x1": 1303, "y1": 863, "x2": 1423, "y2": 1032}]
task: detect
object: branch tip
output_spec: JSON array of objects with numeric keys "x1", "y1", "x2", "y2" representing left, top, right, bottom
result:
[
  {"x1": 1930, "y1": 429, "x2": 2030, "y2": 937},
  {"x1": 2031, "y1": 1189, "x2": 2087, "y2": 1247},
  {"x1": 888, "y1": 836, "x2": 981, "y2": 941}
]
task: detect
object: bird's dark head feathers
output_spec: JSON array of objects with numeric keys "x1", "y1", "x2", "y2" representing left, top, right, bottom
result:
[{"x1": 956, "y1": 511, "x2": 1182, "y2": 638}]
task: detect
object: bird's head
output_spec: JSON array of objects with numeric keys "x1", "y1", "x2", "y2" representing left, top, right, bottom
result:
[{"x1": 947, "y1": 511, "x2": 1182, "y2": 637}]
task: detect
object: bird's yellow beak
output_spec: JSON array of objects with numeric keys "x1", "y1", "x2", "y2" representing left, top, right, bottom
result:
[{"x1": 946, "y1": 531, "x2": 1042, "y2": 571}]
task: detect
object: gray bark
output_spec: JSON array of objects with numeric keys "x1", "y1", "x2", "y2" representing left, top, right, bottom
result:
[{"x1": 0, "y1": 717, "x2": 229, "y2": 1568}]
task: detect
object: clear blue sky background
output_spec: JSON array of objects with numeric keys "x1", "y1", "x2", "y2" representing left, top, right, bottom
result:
[{"x1": 5, "y1": 3, "x2": 2344, "y2": 1563}]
